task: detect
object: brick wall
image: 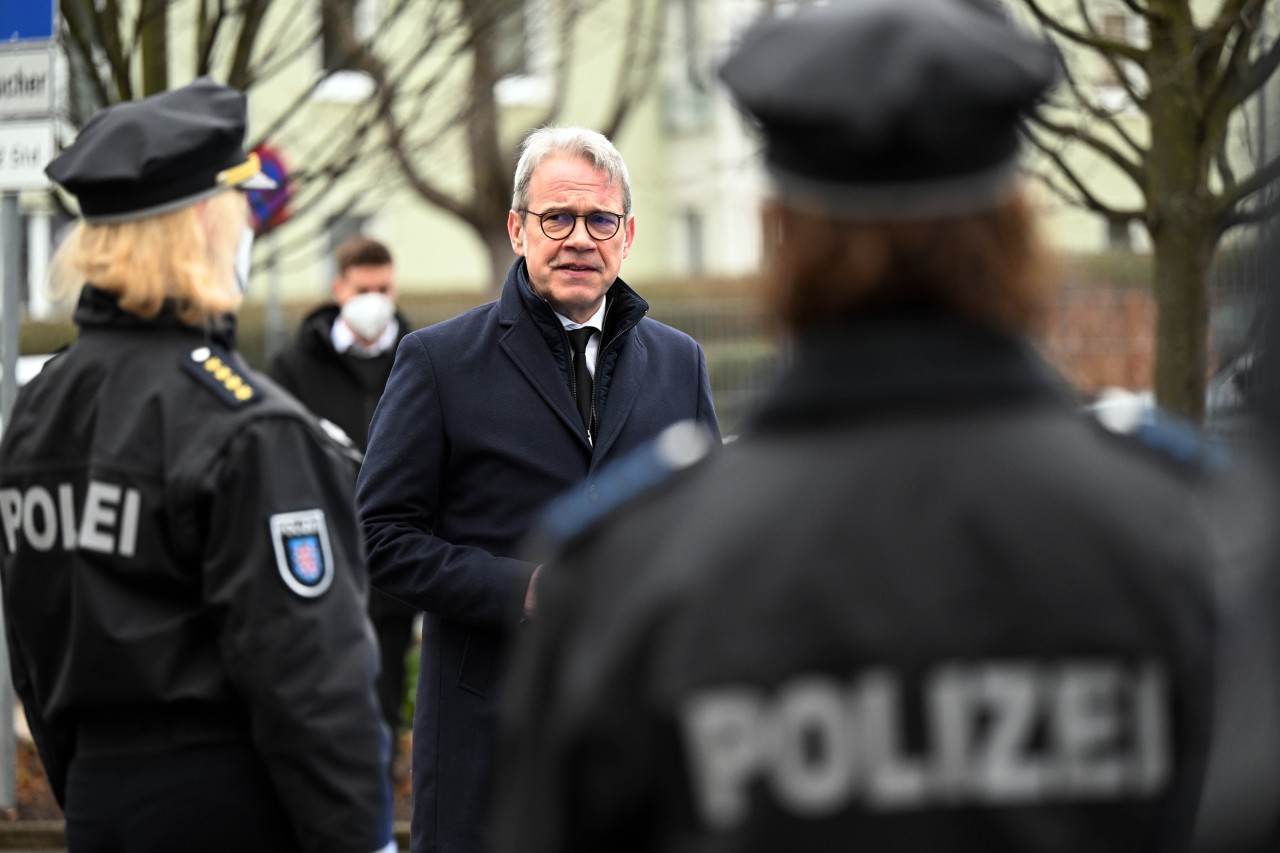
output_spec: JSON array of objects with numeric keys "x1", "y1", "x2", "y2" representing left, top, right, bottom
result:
[{"x1": 1037, "y1": 287, "x2": 1156, "y2": 397}]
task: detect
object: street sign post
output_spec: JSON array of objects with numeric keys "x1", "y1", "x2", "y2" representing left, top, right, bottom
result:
[{"x1": 0, "y1": 0, "x2": 56, "y2": 813}]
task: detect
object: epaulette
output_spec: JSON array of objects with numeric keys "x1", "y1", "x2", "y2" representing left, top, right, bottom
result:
[
  {"x1": 316, "y1": 417, "x2": 357, "y2": 450},
  {"x1": 315, "y1": 416, "x2": 364, "y2": 465},
  {"x1": 182, "y1": 344, "x2": 261, "y2": 408},
  {"x1": 1090, "y1": 388, "x2": 1229, "y2": 473},
  {"x1": 533, "y1": 420, "x2": 717, "y2": 554}
]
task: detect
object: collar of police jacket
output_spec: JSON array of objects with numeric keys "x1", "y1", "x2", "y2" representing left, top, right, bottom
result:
[
  {"x1": 73, "y1": 284, "x2": 238, "y2": 350},
  {"x1": 749, "y1": 311, "x2": 1073, "y2": 431}
]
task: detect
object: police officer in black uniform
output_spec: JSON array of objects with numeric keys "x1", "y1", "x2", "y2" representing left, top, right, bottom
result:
[
  {"x1": 0, "y1": 78, "x2": 395, "y2": 853},
  {"x1": 495, "y1": 2, "x2": 1217, "y2": 851}
]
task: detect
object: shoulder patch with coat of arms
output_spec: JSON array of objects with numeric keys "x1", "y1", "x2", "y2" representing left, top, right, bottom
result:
[{"x1": 269, "y1": 509, "x2": 335, "y2": 598}]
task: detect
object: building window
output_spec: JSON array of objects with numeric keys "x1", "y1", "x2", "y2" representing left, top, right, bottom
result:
[
  {"x1": 493, "y1": 0, "x2": 555, "y2": 107},
  {"x1": 1091, "y1": 5, "x2": 1146, "y2": 111},
  {"x1": 1097, "y1": 12, "x2": 1127, "y2": 88},
  {"x1": 493, "y1": 0, "x2": 528, "y2": 78},
  {"x1": 316, "y1": 0, "x2": 378, "y2": 101},
  {"x1": 1107, "y1": 218, "x2": 1133, "y2": 252},
  {"x1": 322, "y1": 0, "x2": 377, "y2": 74},
  {"x1": 662, "y1": 0, "x2": 711, "y2": 133}
]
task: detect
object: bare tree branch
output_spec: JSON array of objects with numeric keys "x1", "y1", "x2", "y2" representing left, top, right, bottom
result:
[
  {"x1": 1023, "y1": 127, "x2": 1144, "y2": 218},
  {"x1": 1026, "y1": 166, "x2": 1144, "y2": 224},
  {"x1": 601, "y1": 0, "x2": 666, "y2": 138},
  {"x1": 1200, "y1": 0, "x2": 1255, "y2": 80},
  {"x1": 60, "y1": 0, "x2": 111, "y2": 108},
  {"x1": 1051, "y1": 47, "x2": 1146, "y2": 156},
  {"x1": 1217, "y1": 184, "x2": 1280, "y2": 235},
  {"x1": 1204, "y1": 0, "x2": 1268, "y2": 121},
  {"x1": 1216, "y1": 133, "x2": 1241, "y2": 198},
  {"x1": 1024, "y1": 111, "x2": 1145, "y2": 186},
  {"x1": 91, "y1": 0, "x2": 132, "y2": 101},
  {"x1": 1071, "y1": 0, "x2": 1146, "y2": 106},
  {"x1": 228, "y1": 0, "x2": 272, "y2": 90},
  {"x1": 241, "y1": 15, "x2": 326, "y2": 87},
  {"x1": 374, "y1": 80, "x2": 475, "y2": 225},
  {"x1": 1218, "y1": 152, "x2": 1280, "y2": 216},
  {"x1": 1015, "y1": 0, "x2": 1145, "y2": 64},
  {"x1": 1228, "y1": 24, "x2": 1280, "y2": 107},
  {"x1": 1026, "y1": 167, "x2": 1086, "y2": 208},
  {"x1": 194, "y1": 0, "x2": 224, "y2": 77},
  {"x1": 138, "y1": 0, "x2": 168, "y2": 95}
]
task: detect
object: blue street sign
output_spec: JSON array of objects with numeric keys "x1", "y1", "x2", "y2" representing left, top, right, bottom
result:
[{"x1": 0, "y1": 0, "x2": 56, "y2": 43}]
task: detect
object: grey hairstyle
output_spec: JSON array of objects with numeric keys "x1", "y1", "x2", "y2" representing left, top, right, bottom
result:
[{"x1": 511, "y1": 126, "x2": 632, "y2": 215}]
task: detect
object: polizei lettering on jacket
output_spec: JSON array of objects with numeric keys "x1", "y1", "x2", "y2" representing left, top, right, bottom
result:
[
  {"x1": 0, "y1": 481, "x2": 141, "y2": 557},
  {"x1": 680, "y1": 660, "x2": 1171, "y2": 830}
]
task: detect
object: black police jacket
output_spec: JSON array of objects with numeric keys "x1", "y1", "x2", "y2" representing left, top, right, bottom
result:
[
  {"x1": 0, "y1": 286, "x2": 393, "y2": 853},
  {"x1": 268, "y1": 304, "x2": 418, "y2": 626},
  {"x1": 498, "y1": 312, "x2": 1216, "y2": 853}
]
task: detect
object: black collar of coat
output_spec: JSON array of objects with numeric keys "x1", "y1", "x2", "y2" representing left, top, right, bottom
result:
[
  {"x1": 500, "y1": 258, "x2": 649, "y2": 344},
  {"x1": 749, "y1": 310, "x2": 1076, "y2": 432},
  {"x1": 73, "y1": 283, "x2": 238, "y2": 349}
]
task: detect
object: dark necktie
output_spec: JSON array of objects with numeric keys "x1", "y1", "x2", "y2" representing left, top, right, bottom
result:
[{"x1": 567, "y1": 327, "x2": 595, "y2": 436}]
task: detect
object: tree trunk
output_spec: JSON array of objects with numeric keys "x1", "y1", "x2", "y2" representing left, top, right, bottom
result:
[
  {"x1": 463, "y1": 0, "x2": 514, "y2": 268},
  {"x1": 481, "y1": 223, "x2": 515, "y2": 290},
  {"x1": 1151, "y1": 219, "x2": 1213, "y2": 422},
  {"x1": 139, "y1": 0, "x2": 167, "y2": 96},
  {"x1": 1145, "y1": 10, "x2": 1213, "y2": 423}
]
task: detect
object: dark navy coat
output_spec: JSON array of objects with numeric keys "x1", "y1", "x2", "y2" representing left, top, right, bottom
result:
[{"x1": 356, "y1": 260, "x2": 720, "y2": 853}]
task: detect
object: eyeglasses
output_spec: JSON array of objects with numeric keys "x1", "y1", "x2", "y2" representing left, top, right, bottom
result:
[{"x1": 521, "y1": 209, "x2": 625, "y2": 241}]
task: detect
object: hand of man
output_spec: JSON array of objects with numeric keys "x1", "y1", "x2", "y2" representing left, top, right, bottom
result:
[{"x1": 524, "y1": 564, "x2": 543, "y2": 618}]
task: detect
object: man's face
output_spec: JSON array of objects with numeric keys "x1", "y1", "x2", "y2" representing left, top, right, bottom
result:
[
  {"x1": 332, "y1": 263, "x2": 397, "y2": 306},
  {"x1": 507, "y1": 155, "x2": 634, "y2": 324}
]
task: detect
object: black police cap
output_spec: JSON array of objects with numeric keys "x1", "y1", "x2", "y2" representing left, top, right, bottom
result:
[
  {"x1": 46, "y1": 77, "x2": 275, "y2": 223},
  {"x1": 718, "y1": 0, "x2": 1060, "y2": 218}
]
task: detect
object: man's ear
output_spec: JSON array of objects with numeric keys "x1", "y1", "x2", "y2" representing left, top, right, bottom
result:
[
  {"x1": 507, "y1": 210, "x2": 527, "y2": 256},
  {"x1": 621, "y1": 214, "x2": 635, "y2": 259}
]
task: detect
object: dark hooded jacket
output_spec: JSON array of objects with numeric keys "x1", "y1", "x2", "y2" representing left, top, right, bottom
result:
[{"x1": 267, "y1": 303, "x2": 413, "y2": 451}]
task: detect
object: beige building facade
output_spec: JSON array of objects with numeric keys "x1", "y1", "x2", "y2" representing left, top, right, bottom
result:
[{"x1": 17, "y1": 0, "x2": 1268, "y2": 316}]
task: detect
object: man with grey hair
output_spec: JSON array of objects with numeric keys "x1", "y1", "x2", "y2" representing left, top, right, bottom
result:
[
  {"x1": 495, "y1": 3, "x2": 1218, "y2": 853},
  {"x1": 357, "y1": 125, "x2": 720, "y2": 853}
]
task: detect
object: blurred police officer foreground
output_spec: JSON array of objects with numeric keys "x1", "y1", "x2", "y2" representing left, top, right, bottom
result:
[
  {"x1": 494, "y1": 1, "x2": 1231, "y2": 851},
  {"x1": 1187, "y1": 170, "x2": 1280, "y2": 851},
  {"x1": 0, "y1": 79, "x2": 395, "y2": 853}
]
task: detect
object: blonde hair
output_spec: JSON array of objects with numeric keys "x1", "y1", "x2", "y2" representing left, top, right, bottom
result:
[
  {"x1": 764, "y1": 188, "x2": 1053, "y2": 335},
  {"x1": 50, "y1": 191, "x2": 248, "y2": 327}
]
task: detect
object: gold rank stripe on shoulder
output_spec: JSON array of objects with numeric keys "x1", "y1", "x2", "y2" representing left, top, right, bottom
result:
[{"x1": 181, "y1": 345, "x2": 261, "y2": 408}]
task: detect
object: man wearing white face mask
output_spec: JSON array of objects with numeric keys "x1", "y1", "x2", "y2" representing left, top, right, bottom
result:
[{"x1": 269, "y1": 234, "x2": 417, "y2": 778}]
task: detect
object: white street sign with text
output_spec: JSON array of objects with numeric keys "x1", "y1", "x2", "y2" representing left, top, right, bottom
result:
[
  {"x1": 0, "y1": 123, "x2": 53, "y2": 190},
  {"x1": 0, "y1": 50, "x2": 54, "y2": 118}
]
